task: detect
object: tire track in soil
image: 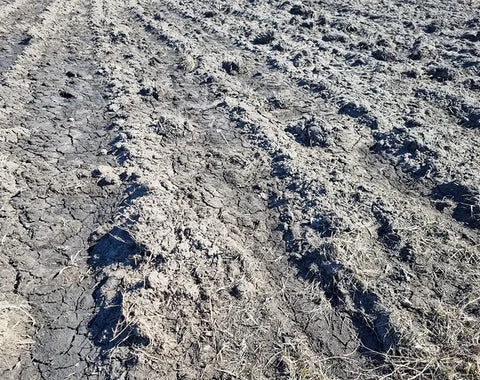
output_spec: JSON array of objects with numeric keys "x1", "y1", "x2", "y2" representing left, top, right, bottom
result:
[
  {"x1": 0, "y1": 1, "x2": 131, "y2": 378},
  {"x1": 0, "y1": 0, "x2": 85, "y2": 123},
  {"x1": 0, "y1": 0, "x2": 53, "y2": 74}
]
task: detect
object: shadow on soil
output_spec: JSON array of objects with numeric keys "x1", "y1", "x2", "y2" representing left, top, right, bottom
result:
[
  {"x1": 432, "y1": 182, "x2": 480, "y2": 229},
  {"x1": 87, "y1": 227, "x2": 150, "y2": 357},
  {"x1": 87, "y1": 178, "x2": 150, "y2": 360},
  {"x1": 232, "y1": 106, "x2": 398, "y2": 360},
  {"x1": 270, "y1": 152, "x2": 397, "y2": 359},
  {"x1": 285, "y1": 235, "x2": 397, "y2": 357}
]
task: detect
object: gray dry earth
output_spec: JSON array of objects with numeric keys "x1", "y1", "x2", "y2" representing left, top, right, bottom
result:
[{"x1": 0, "y1": 0, "x2": 479, "y2": 379}]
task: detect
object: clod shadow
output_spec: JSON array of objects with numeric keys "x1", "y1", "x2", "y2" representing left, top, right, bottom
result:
[
  {"x1": 288, "y1": 241, "x2": 397, "y2": 357},
  {"x1": 108, "y1": 135, "x2": 131, "y2": 165},
  {"x1": 87, "y1": 227, "x2": 150, "y2": 357},
  {"x1": 89, "y1": 291, "x2": 149, "y2": 351},
  {"x1": 268, "y1": 149, "x2": 397, "y2": 359},
  {"x1": 88, "y1": 227, "x2": 144, "y2": 269},
  {"x1": 432, "y1": 182, "x2": 479, "y2": 229},
  {"x1": 338, "y1": 102, "x2": 378, "y2": 129}
]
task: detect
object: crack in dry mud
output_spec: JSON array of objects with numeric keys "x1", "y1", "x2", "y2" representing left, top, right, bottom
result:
[{"x1": 0, "y1": 0, "x2": 479, "y2": 379}]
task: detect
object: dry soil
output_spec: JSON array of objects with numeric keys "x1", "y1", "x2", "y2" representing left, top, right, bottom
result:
[{"x1": 0, "y1": 0, "x2": 479, "y2": 379}]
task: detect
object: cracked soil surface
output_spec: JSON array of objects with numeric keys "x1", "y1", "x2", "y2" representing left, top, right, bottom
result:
[{"x1": 0, "y1": 0, "x2": 479, "y2": 379}]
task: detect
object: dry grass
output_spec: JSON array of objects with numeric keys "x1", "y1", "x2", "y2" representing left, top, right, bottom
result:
[{"x1": 0, "y1": 297, "x2": 35, "y2": 371}]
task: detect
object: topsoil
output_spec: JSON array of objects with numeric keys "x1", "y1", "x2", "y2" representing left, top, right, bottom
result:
[{"x1": 0, "y1": 0, "x2": 479, "y2": 379}]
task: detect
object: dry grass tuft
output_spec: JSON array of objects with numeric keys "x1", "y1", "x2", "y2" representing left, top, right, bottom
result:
[{"x1": 0, "y1": 297, "x2": 35, "y2": 371}]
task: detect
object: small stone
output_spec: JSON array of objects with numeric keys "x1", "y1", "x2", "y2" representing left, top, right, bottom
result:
[
  {"x1": 180, "y1": 55, "x2": 196, "y2": 72},
  {"x1": 146, "y1": 271, "x2": 169, "y2": 291}
]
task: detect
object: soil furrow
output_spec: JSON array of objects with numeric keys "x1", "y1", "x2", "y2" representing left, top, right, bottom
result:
[
  {"x1": 0, "y1": 0, "x2": 478, "y2": 379},
  {"x1": 0, "y1": 1, "x2": 129, "y2": 378},
  {"x1": 150, "y1": 0, "x2": 480, "y2": 232},
  {"x1": 0, "y1": 0, "x2": 53, "y2": 74},
  {"x1": 114, "y1": 1, "x2": 480, "y2": 378}
]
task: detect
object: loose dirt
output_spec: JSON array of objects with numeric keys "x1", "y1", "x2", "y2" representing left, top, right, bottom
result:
[{"x1": 0, "y1": 0, "x2": 479, "y2": 379}]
